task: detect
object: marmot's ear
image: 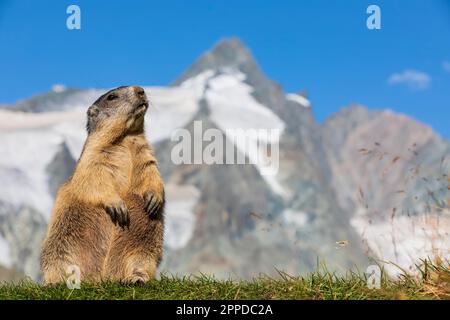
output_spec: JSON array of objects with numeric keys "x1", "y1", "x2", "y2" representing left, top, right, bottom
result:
[
  {"x1": 86, "y1": 105, "x2": 99, "y2": 134},
  {"x1": 87, "y1": 105, "x2": 99, "y2": 118}
]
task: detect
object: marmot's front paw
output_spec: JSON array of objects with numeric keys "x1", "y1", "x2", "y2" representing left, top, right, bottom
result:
[
  {"x1": 143, "y1": 191, "x2": 163, "y2": 217},
  {"x1": 105, "y1": 201, "x2": 129, "y2": 228}
]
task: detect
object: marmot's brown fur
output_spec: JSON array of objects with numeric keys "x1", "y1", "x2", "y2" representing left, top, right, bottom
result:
[{"x1": 41, "y1": 86, "x2": 165, "y2": 285}]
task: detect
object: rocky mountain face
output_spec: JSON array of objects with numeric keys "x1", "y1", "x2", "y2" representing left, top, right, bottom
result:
[
  {"x1": 321, "y1": 106, "x2": 450, "y2": 273},
  {"x1": 323, "y1": 105, "x2": 450, "y2": 222},
  {"x1": 0, "y1": 38, "x2": 448, "y2": 281}
]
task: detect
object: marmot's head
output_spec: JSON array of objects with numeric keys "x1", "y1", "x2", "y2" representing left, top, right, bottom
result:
[{"x1": 86, "y1": 86, "x2": 149, "y2": 134}]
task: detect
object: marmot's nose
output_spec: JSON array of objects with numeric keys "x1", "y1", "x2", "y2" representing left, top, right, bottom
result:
[{"x1": 133, "y1": 86, "x2": 146, "y2": 98}]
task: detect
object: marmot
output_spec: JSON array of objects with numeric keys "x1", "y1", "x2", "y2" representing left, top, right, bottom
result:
[{"x1": 41, "y1": 86, "x2": 165, "y2": 285}]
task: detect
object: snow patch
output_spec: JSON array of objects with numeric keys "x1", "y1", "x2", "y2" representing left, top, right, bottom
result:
[
  {"x1": 164, "y1": 184, "x2": 200, "y2": 250},
  {"x1": 352, "y1": 214, "x2": 450, "y2": 276},
  {"x1": 180, "y1": 70, "x2": 215, "y2": 98},
  {"x1": 0, "y1": 108, "x2": 85, "y2": 132},
  {"x1": 51, "y1": 84, "x2": 67, "y2": 93},
  {"x1": 283, "y1": 209, "x2": 308, "y2": 228},
  {"x1": 205, "y1": 71, "x2": 288, "y2": 197},
  {"x1": 0, "y1": 129, "x2": 63, "y2": 219},
  {"x1": 52, "y1": 120, "x2": 87, "y2": 159},
  {"x1": 286, "y1": 93, "x2": 311, "y2": 108},
  {"x1": 143, "y1": 86, "x2": 200, "y2": 143}
]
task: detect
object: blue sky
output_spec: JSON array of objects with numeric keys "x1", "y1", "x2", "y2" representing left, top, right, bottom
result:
[{"x1": 1, "y1": 0, "x2": 450, "y2": 137}]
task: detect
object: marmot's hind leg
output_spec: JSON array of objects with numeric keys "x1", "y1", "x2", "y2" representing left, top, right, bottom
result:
[
  {"x1": 41, "y1": 203, "x2": 114, "y2": 285},
  {"x1": 102, "y1": 194, "x2": 164, "y2": 284},
  {"x1": 121, "y1": 256, "x2": 158, "y2": 285}
]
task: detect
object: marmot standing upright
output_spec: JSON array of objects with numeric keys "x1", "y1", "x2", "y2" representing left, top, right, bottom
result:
[{"x1": 41, "y1": 86, "x2": 165, "y2": 285}]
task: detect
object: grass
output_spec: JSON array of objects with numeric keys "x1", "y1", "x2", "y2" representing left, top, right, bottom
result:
[{"x1": 0, "y1": 261, "x2": 448, "y2": 300}]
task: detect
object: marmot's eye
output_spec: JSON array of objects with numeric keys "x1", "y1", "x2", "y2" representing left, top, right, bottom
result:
[{"x1": 107, "y1": 93, "x2": 119, "y2": 101}]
